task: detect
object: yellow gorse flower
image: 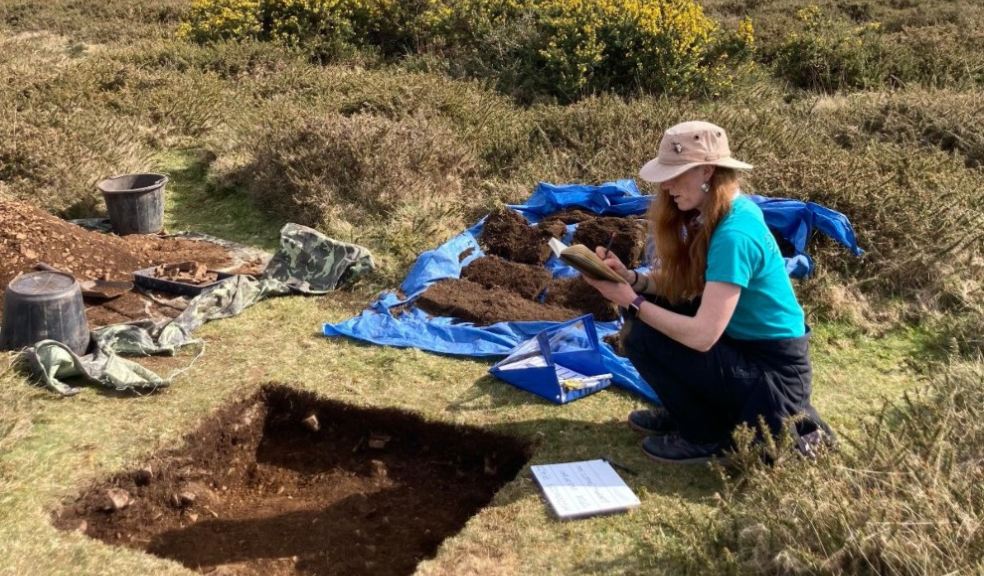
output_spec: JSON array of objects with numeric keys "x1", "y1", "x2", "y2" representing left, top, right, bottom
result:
[{"x1": 180, "y1": 0, "x2": 734, "y2": 99}]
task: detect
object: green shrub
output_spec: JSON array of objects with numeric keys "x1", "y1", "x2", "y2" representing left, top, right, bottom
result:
[
  {"x1": 773, "y1": 5, "x2": 886, "y2": 91},
  {"x1": 179, "y1": 0, "x2": 754, "y2": 101}
]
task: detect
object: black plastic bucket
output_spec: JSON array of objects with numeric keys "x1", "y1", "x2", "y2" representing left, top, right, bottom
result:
[
  {"x1": 98, "y1": 173, "x2": 168, "y2": 235},
  {"x1": 0, "y1": 271, "x2": 90, "y2": 354}
]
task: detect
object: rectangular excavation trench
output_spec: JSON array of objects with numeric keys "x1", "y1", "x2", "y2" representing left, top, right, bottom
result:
[{"x1": 54, "y1": 385, "x2": 532, "y2": 576}]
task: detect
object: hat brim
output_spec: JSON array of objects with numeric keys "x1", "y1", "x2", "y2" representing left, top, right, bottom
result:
[{"x1": 639, "y1": 157, "x2": 753, "y2": 183}]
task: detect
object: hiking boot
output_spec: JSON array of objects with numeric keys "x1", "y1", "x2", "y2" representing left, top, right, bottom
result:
[
  {"x1": 627, "y1": 407, "x2": 678, "y2": 435},
  {"x1": 641, "y1": 433, "x2": 725, "y2": 464}
]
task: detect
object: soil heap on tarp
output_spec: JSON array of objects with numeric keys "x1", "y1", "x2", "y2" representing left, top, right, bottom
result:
[
  {"x1": 460, "y1": 256, "x2": 552, "y2": 300},
  {"x1": 539, "y1": 208, "x2": 598, "y2": 225},
  {"x1": 417, "y1": 207, "x2": 651, "y2": 326},
  {"x1": 480, "y1": 208, "x2": 559, "y2": 265},
  {"x1": 417, "y1": 279, "x2": 579, "y2": 324},
  {"x1": 571, "y1": 216, "x2": 648, "y2": 268},
  {"x1": 0, "y1": 199, "x2": 233, "y2": 327},
  {"x1": 544, "y1": 277, "x2": 618, "y2": 322},
  {"x1": 54, "y1": 385, "x2": 531, "y2": 576}
]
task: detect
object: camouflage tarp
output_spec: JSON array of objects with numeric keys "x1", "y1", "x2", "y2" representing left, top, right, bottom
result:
[
  {"x1": 18, "y1": 223, "x2": 374, "y2": 395},
  {"x1": 19, "y1": 340, "x2": 169, "y2": 396}
]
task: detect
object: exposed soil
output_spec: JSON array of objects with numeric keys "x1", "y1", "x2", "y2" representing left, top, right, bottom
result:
[
  {"x1": 480, "y1": 208, "x2": 559, "y2": 265},
  {"x1": 571, "y1": 216, "x2": 648, "y2": 268},
  {"x1": 417, "y1": 209, "x2": 653, "y2": 325},
  {"x1": 417, "y1": 279, "x2": 581, "y2": 325},
  {"x1": 0, "y1": 199, "x2": 233, "y2": 327},
  {"x1": 152, "y1": 262, "x2": 220, "y2": 286},
  {"x1": 544, "y1": 277, "x2": 619, "y2": 322},
  {"x1": 539, "y1": 208, "x2": 598, "y2": 225},
  {"x1": 54, "y1": 384, "x2": 531, "y2": 576},
  {"x1": 460, "y1": 256, "x2": 552, "y2": 300}
]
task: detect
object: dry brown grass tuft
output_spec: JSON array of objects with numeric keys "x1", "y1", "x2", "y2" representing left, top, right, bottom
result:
[
  {"x1": 661, "y1": 358, "x2": 984, "y2": 574},
  {"x1": 238, "y1": 111, "x2": 480, "y2": 277}
]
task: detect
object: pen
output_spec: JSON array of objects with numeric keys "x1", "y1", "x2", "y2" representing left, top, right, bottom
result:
[
  {"x1": 602, "y1": 456, "x2": 639, "y2": 476},
  {"x1": 603, "y1": 232, "x2": 617, "y2": 258}
]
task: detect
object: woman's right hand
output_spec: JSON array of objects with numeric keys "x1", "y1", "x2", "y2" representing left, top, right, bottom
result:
[{"x1": 594, "y1": 247, "x2": 632, "y2": 282}]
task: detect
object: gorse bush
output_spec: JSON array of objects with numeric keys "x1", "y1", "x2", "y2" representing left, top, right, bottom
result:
[
  {"x1": 179, "y1": 0, "x2": 753, "y2": 101},
  {"x1": 773, "y1": 5, "x2": 885, "y2": 91}
]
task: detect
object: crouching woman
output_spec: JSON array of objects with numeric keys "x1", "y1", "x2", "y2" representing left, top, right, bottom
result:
[{"x1": 584, "y1": 121, "x2": 830, "y2": 464}]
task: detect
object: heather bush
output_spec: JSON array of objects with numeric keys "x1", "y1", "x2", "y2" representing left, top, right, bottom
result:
[
  {"x1": 661, "y1": 359, "x2": 984, "y2": 574},
  {"x1": 240, "y1": 112, "x2": 480, "y2": 275}
]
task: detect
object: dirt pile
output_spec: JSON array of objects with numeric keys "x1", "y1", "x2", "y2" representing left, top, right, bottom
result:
[
  {"x1": 544, "y1": 277, "x2": 618, "y2": 321},
  {"x1": 417, "y1": 279, "x2": 580, "y2": 324},
  {"x1": 460, "y1": 256, "x2": 552, "y2": 299},
  {"x1": 418, "y1": 207, "x2": 647, "y2": 325},
  {"x1": 55, "y1": 385, "x2": 530, "y2": 576},
  {"x1": 0, "y1": 199, "x2": 233, "y2": 326},
  {"x1": 571, "y1": 216, "x2": 647, "y2": 267},
  {"x1": 480, "y1": 208, "x2": 558, "y2": 265}
]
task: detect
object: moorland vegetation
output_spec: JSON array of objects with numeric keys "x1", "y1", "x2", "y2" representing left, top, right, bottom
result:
[{"x1": 0, "y1": 0, "x2": 982, "y2": 573}]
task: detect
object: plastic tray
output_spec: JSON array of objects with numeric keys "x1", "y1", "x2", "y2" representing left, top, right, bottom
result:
[{"x1": 132, "y1": 266, "x2": 234, "y2": 297}]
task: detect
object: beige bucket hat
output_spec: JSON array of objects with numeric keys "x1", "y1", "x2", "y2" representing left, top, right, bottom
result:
[{"x1": 639, "y1": 120, "x2": 753, "y2": 183}]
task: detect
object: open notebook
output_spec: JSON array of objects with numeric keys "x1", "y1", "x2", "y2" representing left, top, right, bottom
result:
[
  {"x1": 531, "y1": 459, "x2": 641, "y2": 520},
  {"x1": 549, "y1": 238, "x2": 627, "y2": 284}
]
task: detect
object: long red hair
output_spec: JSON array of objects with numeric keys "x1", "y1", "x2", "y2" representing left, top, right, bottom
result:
[{"x1": 648, "y1": 168, "x2": 740, "y2": 303}]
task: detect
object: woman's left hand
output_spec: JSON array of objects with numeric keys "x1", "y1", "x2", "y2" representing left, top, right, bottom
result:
[{"x1": 582, "y1": 274, "x2": 637, "y2": 308}]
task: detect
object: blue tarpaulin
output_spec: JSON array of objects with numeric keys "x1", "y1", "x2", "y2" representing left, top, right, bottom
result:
[{"x1": 323, "y1": 180, "x2": 862, "y2": 403}]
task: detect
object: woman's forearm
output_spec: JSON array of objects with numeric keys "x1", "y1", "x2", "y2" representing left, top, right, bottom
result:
[
  {"x1": 635, "y1": 301, "x2": 714, "y2": 351},
  {"x1": 633, "y1": 281, "x2": 740, "y2": 352}
]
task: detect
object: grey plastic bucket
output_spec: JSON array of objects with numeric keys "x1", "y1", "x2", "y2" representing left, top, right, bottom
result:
[
  {"x1": 0, "y1": 271, "x2": 90, "y2": 354},
  {"x1": 98, "y1": 173, "x2": 168, "y2": 235}
]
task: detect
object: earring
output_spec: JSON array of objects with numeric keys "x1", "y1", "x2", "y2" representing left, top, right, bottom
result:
[{"x1": 700, "y1": 182, "x2": 710, "y2": 193}]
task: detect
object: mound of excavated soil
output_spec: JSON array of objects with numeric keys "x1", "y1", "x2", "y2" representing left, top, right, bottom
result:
[
  {"x1": 481, "y1": 208, "x2": 559, "y2": 265},
  {"x1": 544, "y1": 277, "x2": 618, "y2": 322},
  {"x1": 417, "y1": 279, "x2": 580, "y2": 325},
  {"x1": 54, "y1": 385, "x2": 531, "y2": 576},
  {"x1": 460, "y1": 256, "x2": 552, "y2": 300},
  {"x1": 539, "y1": 208, "x2": 598, "y2": 225},
  {"x1": 571, "y1": 216, "x2": 648, "y2": 268},
  {"x1": 0, "y1": 199, "x2": 232, "y2": 327}
]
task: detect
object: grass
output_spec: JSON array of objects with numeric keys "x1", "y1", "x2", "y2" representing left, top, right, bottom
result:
[{"x1": 161, "y1": 148, "x2": 281, "y2": 251}]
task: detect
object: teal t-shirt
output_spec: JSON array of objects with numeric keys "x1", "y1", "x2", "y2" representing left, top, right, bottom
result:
[{"x1": 705, "y1": 195, "x2": 805, "y2": 340}]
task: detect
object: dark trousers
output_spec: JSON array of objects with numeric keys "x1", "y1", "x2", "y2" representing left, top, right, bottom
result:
[{"x1": 623, "y1": 298, "x2": 829, "y2": 445}]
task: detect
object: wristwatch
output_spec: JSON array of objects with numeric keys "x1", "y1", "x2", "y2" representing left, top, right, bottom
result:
[{"x1": 629, "y1": 294, "x2": 646, "y2": 312}]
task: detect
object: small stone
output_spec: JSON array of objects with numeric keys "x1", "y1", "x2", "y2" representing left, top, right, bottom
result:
[
  {"x1": 171, "y1": 491, "x2": 196, "y2": 508},
  {"x1": 187, "y1": 512, "x2": 199, "y2": 522},
  {"x1": 301, "y1": 414, "x2": 320, "y2": 432},
  {"x1": 370, "y1": 459, "x2": 388, "y2": 478},
  {"x1": 368, "y1": 433, "x2": 391, "y2": 449},
  {"x1": 133, "y1": 466, "x2": 153, "y2": 486},
  {"x1": 102, "y1": 488, "x2": 132, "y2": 512},
  {"x1": 75, "y1": 520, "x2": 88, "y2": 533}
]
